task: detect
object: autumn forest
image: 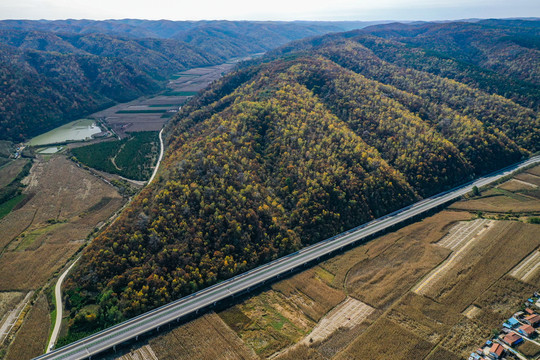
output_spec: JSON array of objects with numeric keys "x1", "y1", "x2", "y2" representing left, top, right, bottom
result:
[{"x1": 61, "y1": 19, "x2": 539, "y2": 343}]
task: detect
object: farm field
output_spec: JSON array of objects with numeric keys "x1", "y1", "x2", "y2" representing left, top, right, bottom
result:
[
  {"x1": 112, "y1": 165, "x2": 540, "y2": 360},
  {"x1": 71, "y1": 132, "x2": 159, "y2": 181},
  {"x1": 148, "y1": 312, "x2": 257, "y2": 360},
  {"x1": 0, "y1": 159, "x2": 29, "y2": 188},
  {"x1": 91, "y1": 62, "x2": 238, "y2": 138},
  {"x1": 450, "y1": 166, "x2": 540, "y2": 214},
  {"x1": 0, "y1": 154, "x2": 126, "y2": 356},
  {"x1": 4, "y1": 295, "x2": 50, "y2": 360}
]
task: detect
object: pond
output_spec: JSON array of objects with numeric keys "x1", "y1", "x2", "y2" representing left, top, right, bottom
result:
[
  {"x1": 38, "y1": 146, "x2": 64, "y2": 154},
  {"x1": 28, "y1": 119, "x2": 102, "y2": 146}
]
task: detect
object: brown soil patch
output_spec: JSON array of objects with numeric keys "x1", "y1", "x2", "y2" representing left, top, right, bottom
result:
[
  {"x1": 301, "y1": 297, "x2": 374, "y2": 344},
  {"x1": 515, "y1": 172, "x2": 540, "y2": 187},
  {"x1": 497, "y1": 179, "x2": 538, "y2": 191},
  {"x1": 463, "y1": 305, "x2": 481, "y2": 319},
  {"x1": 525, "y1": 165, "x2": 540, "y2": 177}
]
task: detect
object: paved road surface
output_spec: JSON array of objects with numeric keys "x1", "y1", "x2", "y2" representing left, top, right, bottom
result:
[
  {"x1": 34, "y1": 155, "x2": 540, "y2": 360},
  {"x1": 47, "y1": 260, "x2": 79, "y2": 353},
  {"x1": 147, "y1": 128, "x2": 164, "y2": 185}
]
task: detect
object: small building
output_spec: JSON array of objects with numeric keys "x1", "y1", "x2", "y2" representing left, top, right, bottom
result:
[
  {"x1": 525, "y1": 308, "x2": 534, "y2": 315},
  {"x1": 489, "y1": 343, "x2": 504, "y2": 359},
  {"x1": 503, "y1": 333, "x2": 523, "y2": 347},
  {"x1": 503, "y1": 317, "x2": 520, "y2": 329},
  {"x1": 518, "y1": 324, "x2": 535, "y2": 338},
  {"x1": 525, "y1": 314, "x2": 540, "y2": 327}
]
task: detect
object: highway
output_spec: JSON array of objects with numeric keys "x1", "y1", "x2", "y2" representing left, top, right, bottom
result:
[{"x1": 34, "y1": 155, "x2": 540, "y2": 360}]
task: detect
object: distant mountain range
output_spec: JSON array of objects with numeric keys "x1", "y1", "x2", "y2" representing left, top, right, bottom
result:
[{"x1": 0, "y1": 20, "x2": 383, "y2": 141}]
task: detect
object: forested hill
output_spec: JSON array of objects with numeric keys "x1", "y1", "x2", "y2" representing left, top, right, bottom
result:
[
  {"x1": 0, "y1": 20, "x2": 370, "y2": 142},
  {"x1": 0, "y1": 32, "x2": 221, "y2": 141},
  {"x1": 61, "y1": 20, "x2": 538, "y2": 343}
]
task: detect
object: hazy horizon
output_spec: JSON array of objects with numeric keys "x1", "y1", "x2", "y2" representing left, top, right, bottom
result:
[{"x1": 1, "y1": 0, "x2": 539, "y2": 22}]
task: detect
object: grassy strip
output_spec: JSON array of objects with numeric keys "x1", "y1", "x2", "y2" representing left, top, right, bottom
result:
[{"x1": 0, "y1": 194, "x2": 26, "y2": 219}]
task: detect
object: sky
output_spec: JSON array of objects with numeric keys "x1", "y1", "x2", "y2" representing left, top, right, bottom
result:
[{"x1": 1, "y1": 0, "x2": 539, "y2": 21}]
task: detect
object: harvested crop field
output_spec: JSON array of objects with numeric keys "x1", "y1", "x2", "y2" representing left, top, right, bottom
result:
[
  {"x1": 497, "y1": 179, "x2": 538, "y2": 191},
  {"x1": 450, "y1": 188, "x2": 540, "y2": 213},
  {"x1": 515, "y1": 172, "x2": 540, "y2": 187},
  {"x1": 115, "y1": 345, "x2": 159, "y2": 360},
  {"x1": 430, "y1": 222, "x2": 540, "y2": 312},
  {"x1": 519, "y1": 341, "x2": 540, "y2": 358},
  {"x1": 0, "y1": 155, "x2": 124, "y2": 291},
  {"x1": 334, "y1": 317, "x2": 434, "y2": 360},
  {"x1": 436, "y1": 219, "x2": 493, "y2": 251},
  {"x1": 510, "y1": 249, "x2": 540, "y2": 282},
  {"x1": 413, "y1": 220, "x2": 498, "y2": 296},
  {"x1": 0, "y1": 159, "x2": 29, "y2": 188},
  {"x1": 300, "y1": 297, "x2": 374, "y2": 344},
  {"x1": 424, "y1": 346, "x2": 461, "y2": 360},
  {"x1": 4, "y1": 294, "x2": 49, "y2": 360},
  {"x1": 345, "y1": 226, "x2": 452, "y2": 308},
  {"x1": 473, "y1": 276, "x2": 537, "y2": 327},
  {"x1": 92, "y1": 62, "x2": 237, "y2": 138},
  {"x1": 150, "y1": 312, "x2": 257, "y2": 360},
  {"x1": 272, "y1": 268, "x2": 346, "y2": 321}
]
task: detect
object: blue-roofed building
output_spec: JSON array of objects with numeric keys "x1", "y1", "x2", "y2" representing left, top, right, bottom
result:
[{"x1": 504, "y1": 317, "x2": 519, "y2": 329}]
